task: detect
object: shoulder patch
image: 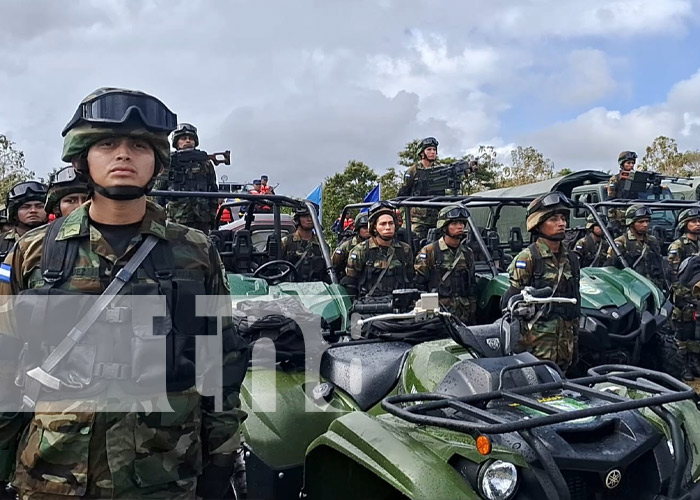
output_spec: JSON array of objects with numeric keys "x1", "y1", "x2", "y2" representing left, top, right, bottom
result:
[
  {"x1": 669, "y1": 249, "x2": 679, "y2": 255},
  {"x1": 335, "y1": 249, "x2": 343, "y2": 254},
  {"x1": 419, "y1": 252, "x2": 427, "y2": 260},
  {"x1": 515, "y1": 260, "x2": 527, "y2": 269},
  {"x1": 350, "y1": 254, "x2": 358, "y2": 260},
  {"x1": 575, "y1": 244, "x2": 583, "y2": 250},
  {"x1": 0, "y1": 263, "x2": 11, "y2": 283}
]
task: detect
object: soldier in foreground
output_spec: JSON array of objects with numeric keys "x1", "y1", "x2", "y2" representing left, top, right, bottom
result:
[
  {"x1": 668, "y1": 208, "x2": 700, "y2": 380},
  {"x1": 504, "y1": 192, "x2": 580, "y2": 371},
  {"x1": 281, "y1": 206, "x2": 326, "y2": 282},
  {"x1": 606, "y1": 205, "x2": 667, "y2": 292},
  {"x1": 342, "y1": 202, "x2": 414, "y2": 300},
  {"x1": 0, "y1": 181, "x2": 48, "y2": 260},
  {"x1": 398, "y1": 137, "x2": 440, "y2": 239},
  {"x1": 573, "y1": 214, "x2": 610, "y2": 268},
  {"x1": 154, "y1": 122, "x2": 219, "y2": 233},
  {"x1": 44, "y1": 165, "x2": 90, "y2": 218},
  {"x1": 606, "y1": 150, "x2": 637, "y2": 236},
  {"x1": 332, "y1": 212, "x2": 370, "y2": 279},
  {"x1": 414, "y1": 206, "x2": 476, "y2": 324},
  {"x1": 0, "y1": 88, "x2": 247, "y2": 499}
]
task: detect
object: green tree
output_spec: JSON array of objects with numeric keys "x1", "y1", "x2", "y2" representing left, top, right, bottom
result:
[
  {"x1": 397, "y1": 139, "x2": 421, "y2": 168},
  {"x1": 639, "y1": 135, "x2": 700, "y2": 177},
  {"x1": 378, "y1": 167, "x2": 401, "y2": 199},
  {"x1": 459, "y1": 145, "x2": 502, "y2": 194},
  {"x1": 0, "y1": 134, "x2": 34, "y2": 205},
  {"x1": 500, "y1": 146, "x2": 555, "y2": 187},
  {"x1": 555, "y1": 168, "x2": 574, "y2": 177},
  {"x1": 322, "y1": 160, "x2": 378, "y2": 243}
]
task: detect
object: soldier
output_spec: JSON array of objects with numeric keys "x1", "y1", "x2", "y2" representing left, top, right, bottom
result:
[
  {"x1": 332, "y1": 213, "x2": 370, "y2": 278},
  {"x1": 668, "y1": 208, "x2": 700, "y2": 380},
  {"x1": 573, "y1": 214, "x2": 610, "y2": 268},
  {"x1": 0, "y1": 181, "x2": 48, "y2": 261},
  {"x1": 414, "y1": 205, "x2": 476, "y2": 324},
  {"x1": 606, "y1": 150, "x2": 637, "y2": 236},
  {"x1": 0, "y1": 88, "x2": 247, "y2": 499},
  {"x1": 153, "y1": 122, "x2": 219, "y2": 233},
  {"x1": 260, "y1": 175, "x2": 275, "y2": 194},
  {"x1": 606, "y1": 205, "x2": 667, "y2": 292},
  {"x1": 44, "y1": 165, "x2": 90, "y2": 218},
  {"x1": 504, "y1": 192, "x2": 580, "y2": 371},
  {"x1": 281, "y1": 206, "x2": 327, "y2": 282},
  {"x1": 342, "y1": 202, "x2": 414, "y2": 300},
  {"x1": 250, "y1": 179, "x2": 262, "y2": 194},
  {"x1": 398, "y1": 137, "x2": 440, "y2": 239}
]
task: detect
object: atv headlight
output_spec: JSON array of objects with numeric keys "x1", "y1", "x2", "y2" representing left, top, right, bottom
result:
[{"x1": 478, "y1": 460, "x2": 518, "y2": 500}]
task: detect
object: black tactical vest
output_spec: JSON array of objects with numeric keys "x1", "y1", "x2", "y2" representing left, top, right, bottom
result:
[
  {"x1": 167, "y1": 149, "x2": 212, "y2": 192},
  {"x1": 358, "y1": 242, "x2": 412, "y2": 297},
  {"x1": 625, "y1": 237, "x2": 664, "y2": 281},
  {"x1": 427, "y1": 241, "x2": 473, "y2": 297},
  {"x1": 284, "y1": 237, "x2": 326, "y2": 282}
]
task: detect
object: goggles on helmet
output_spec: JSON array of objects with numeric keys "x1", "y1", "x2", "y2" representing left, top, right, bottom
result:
[
  {"x1": 62, "y1": 91, "x2": 177, "y2": 136},
  {"x1": 50, "y1": 166, "x2": 78, "y2": 186},
  {"x1": 369, "y1": 201, "x2": 396, "y2": 213},
  {"x1": 8, "y1": 181, "x2": 48, "y2": 200},
  {"x1": 175, "y1": 123, "x2": 197, "y2": 135},
  {"x1": 621, "y1": 151, "x2": 637, "y2": 163},
  {"x1": 631, "y1": 206, "x2": 653, "y2": 219},
  {"x1": 528, "y1": 192, "x2": 572, "y2": 216},
  {"x1": 420, "y1": 137, "x2": 438, "y2": 149},
  {"x1": 443, "y1": 207, "x2": 470, "y2": 219},
  {"x1": 683, "y1": 208, "x2": 700, "y2": 220}
]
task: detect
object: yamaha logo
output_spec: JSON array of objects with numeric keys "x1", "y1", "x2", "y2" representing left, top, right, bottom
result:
[
  {"x1": 605, "y1": 469, "x2": 622, "y2": 489},
  {"x1": 486, "y1": 338, "x2": 501, "y2": 350}
]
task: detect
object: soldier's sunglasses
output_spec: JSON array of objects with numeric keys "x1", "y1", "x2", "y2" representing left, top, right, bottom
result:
[
  {"x1": 8, "y1": 181, "x2": 47, "y2": 200},
  {"x1": 444, "y1": 207, "x2": 470, "y2": 219},
  {"x1": 62, "y1": 91, "x2": 177, "y2": 136}
]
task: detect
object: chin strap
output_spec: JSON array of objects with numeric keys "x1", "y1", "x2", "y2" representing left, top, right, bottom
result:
[{"x1": 92, "y1": 184, "x2": 148, "y2": 201}]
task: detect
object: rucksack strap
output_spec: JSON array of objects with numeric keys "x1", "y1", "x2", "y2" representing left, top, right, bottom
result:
[
  {"x1": 40, "y1": 217, "x2": 80, "y2": 289},
  {"x1": 528, "y1": 242, "x2": 544, "y2": 280}
]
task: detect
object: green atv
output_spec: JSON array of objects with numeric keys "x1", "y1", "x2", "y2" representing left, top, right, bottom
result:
[{"x1": 303, "y1": 287, "x2": 700, "y2": 499}]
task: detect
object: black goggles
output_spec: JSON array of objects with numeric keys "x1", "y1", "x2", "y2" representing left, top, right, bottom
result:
[
  {"x1": 420, "y1": 137, "x2": 438, "y2": 148},
  {"x1": 9, "y1": 181, "x2": 48, "y2": 200},
  {"x1": 51, "y1": 167, "x2": 78, "y2": 185},
  {"x1": 444, "y1": 207, "x2": 470, "y2": 219},
  {"x1": 632, "y1": 207, "x2": 653, "y2": 219},
  {"x1": 529, "y1": 192, "x2": 572, "y2": 215},
  {"x1": 62, "y1": 92, "x2": 177, "y2": 136},
  {"x1": 369, "y1": 201, "x2": 396, "y2": 213},
  {"x1": 621, "y1": 151, "x2": 637, "y2": 163},
  {"x1": 684, "y1": 208, "x2": 700, "y2": 219}
]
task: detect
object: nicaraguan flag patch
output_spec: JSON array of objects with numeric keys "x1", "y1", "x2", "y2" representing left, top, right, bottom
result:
[
  {"x1": 0, "y1": 263, "x2": 11, "y2": 283},
  {"x1": 515, "y1": 260, "x2": 527, "y2": 269},
  {"x1": 419, "y1": 253, "x2": 427, "y2": 259},
  {"x1": 669, "y1": 249, "x2": 678, "y2": 255}
]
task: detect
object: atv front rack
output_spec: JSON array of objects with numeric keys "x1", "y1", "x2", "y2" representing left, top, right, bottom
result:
[{"x1": 383, "y1": 363, "x2": 696, "y2": 500}]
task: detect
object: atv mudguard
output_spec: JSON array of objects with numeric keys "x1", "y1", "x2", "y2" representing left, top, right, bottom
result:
[{"x1": 304, "y1": 412, "x2": 527, "y2": 500}]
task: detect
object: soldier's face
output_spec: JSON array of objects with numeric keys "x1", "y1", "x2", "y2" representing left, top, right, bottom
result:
[
  {"x1": 622, "y1": 160, "x2": 635, "y2": 171},
  {"x1": 358, "y1": 227, "x2": 370, "y2": 239},
  {"x1": 87, "y1": 136, "x2": 156, "y2": 190},
  {"x1": 540, "y1": 213, "x2": 567, "y2": 238},
  {"x1": 633, "y1": 219, "x2": 650, "y2": 234},
  {"x1": 17, "y1": 201, "x2": 47, "y2": 226},
  {"x1": 59, "y1": 193, "x2": 88, "y2": 217},
  {"x1": 686, "y1": 218, "x2": 700, "y2": 233},
  {"x1": 423, "y1": 147, "x2": 437, "y2": 161},
  {"x1": 176, "y1": 135, "x2": 196, "y2": 150},
  {"x1": 298, "y1": 215, "x2": 314, "y2": 230},
  {"x1": 376, "y1": 214, "x2": 395, "y2": 238},
  {"x1": 447, "y1": 221, "x2": 465, "y2": 237},
  {"x1": 261, "y1": 178, "x2": 268, "y2": 186},
  {"x1": 592, "y1": 225, "x2": 603, "y2": 237}
]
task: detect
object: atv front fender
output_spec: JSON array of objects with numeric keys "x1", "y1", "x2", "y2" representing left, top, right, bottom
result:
[{"x1": 303, "y1": 412, "x2": 482, "y2": 500}]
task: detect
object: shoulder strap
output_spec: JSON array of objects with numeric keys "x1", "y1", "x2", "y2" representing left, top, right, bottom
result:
[
  {"x1": 22, "y1": 234, "x2": 161, "y2": 409},
  {"x1": 431, "y1": 241, "x2": 443, "y2": 266},
  {"x1": 40, "y1": 218, "x2": 80, "y2": 289},
  {"x1": 528, "y1": 242, "x2": 544, "y2": 279},
  {"x1": 366, "y1": 245, "x2": 396, "y2": 297},
  {"x1": 568, "y1": 248, "x2": 580, "y2": 279}
]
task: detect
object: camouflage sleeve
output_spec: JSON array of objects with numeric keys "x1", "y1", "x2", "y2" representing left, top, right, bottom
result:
[
  {"x1": 397, "y1": 166, "x2": 416, "y2": 197},
  {"x1": 414, "y1": 245, "x2": 433, "y2": 291},
  {"x1": 404, "y1": 245, "x2": 415, "y2": 282},
  {"x1": 331, "y1": 241, "x2": 348, "y2": 271},
  {"x1": 606, "y1": 175, "x2": 616, "y2": 198},
  {"x1": 341, "y1": 243, "x2": 364, "y2": 297},
  {"x1": 0, "y1": 247, "x2": 27, "y2": 480},
  {"x1": 280, "y1": 236, "x2": 289, "y2": 258},
  {"x1": 201, "y1": 240, "x2": 247, "y2": 461},
  {"x1": 508, "y1": 250, "x2": 533, "y2": 289},
  {"x1": 667, "y1": 240, "x2": 683, "y2": 274},
  {"x1": 573, "y1": 238, "x2": 585, "y2": 258}
]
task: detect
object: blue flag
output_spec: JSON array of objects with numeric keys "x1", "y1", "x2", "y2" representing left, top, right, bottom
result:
[
  {"x1": 360, "y1": 184, "x2": 380, "y2": 213},
  {"x1": 305, "y1": 184, "x2": 323, "y2": 220}
]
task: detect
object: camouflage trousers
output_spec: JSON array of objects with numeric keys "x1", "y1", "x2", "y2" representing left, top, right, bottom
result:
[
  {"x1": 517, "y1": 318, "x2": 577, "y2": 371},
  {"x1": 440, "y1": 297, "x2": 475, "y2": 326}
]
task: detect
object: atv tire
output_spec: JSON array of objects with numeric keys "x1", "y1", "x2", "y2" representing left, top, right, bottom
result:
[{"x1": 643, "y1": 333, "x2": 683, "y2": 380}]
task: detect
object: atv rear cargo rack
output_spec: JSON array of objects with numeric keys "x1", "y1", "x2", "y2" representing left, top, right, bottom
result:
[{"x1": 382, "y1": 362, "x2": 697, "y2": 500}]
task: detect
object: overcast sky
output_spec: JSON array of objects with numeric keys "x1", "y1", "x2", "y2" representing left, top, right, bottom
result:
[{"x1": 1, "y1": 0, "x2": 699, "y2": 197}]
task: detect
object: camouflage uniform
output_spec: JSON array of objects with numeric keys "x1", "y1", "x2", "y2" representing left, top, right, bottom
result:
[
  {"x1": 414, "y1": 237, "x2": 476, "y2": 324},
  {"x1": 508, "y1": 238, "x2": 580, "y2": 371},
  {"x1": 605, "y1": 173, "x2": 628, "y2": 235},
  {"x1": 332, "y1": 235, "x2": 364, "y2": 279},
  {"x1": 0, "y1": 229, "x2": 20, "y2": 261},
  {"x1": 669, "y1": 235, "x2": 700, "y2": 374},
  {"x1": 573, "y1": 233, "x2": 609, "y2": 268},
  {"x1": 0, "y1": 201, "x2": 247, "y2": 499},
  {"x1": 281, "y1": 231, "x2": 327, "y2": 282},
  {"x1": 153, "y1": 151, "x2": 219, "y2": 233},
  {"x1": 343, "y1": 238, "x2": 414, "y2": 299},
  {"x1": 607, "y1": 229, "x2": 667, "y2": 291}
]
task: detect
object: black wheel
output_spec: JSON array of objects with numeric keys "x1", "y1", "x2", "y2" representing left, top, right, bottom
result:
[{"x1": 643, "y1": 333, "x2": 683, "y2": 380}]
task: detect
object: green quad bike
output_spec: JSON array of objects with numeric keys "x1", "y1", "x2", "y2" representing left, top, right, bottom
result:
[{"x1": 302, "y1": 286, "x2": 700, "y2": 500}]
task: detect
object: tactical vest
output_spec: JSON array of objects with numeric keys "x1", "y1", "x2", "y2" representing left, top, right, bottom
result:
[
  {"x1": 529, "y1": 242, "x2": 581, "y2": 321},
  {"x1": 427, "y1": 242, "x2": 473, "y2": 297},
  {"x1": 13, "y1": 217, "x2": 208, "y2": 401},
  {"x1": 285, "y1": 237, "x2": 325, "y2": 281},
  {"x1": 358, "y1": 242, "x2": 412, "y2": 297},
  {"x1": 0, "y1": 234, "x2": 15, "y2": 261},
  {"x1": 167, "y1": 149, "x2": 212, "y2": 192},
  {"x1": 625, "y1": 237, "x2": 664, "y2": 281},
  {"x1": 582, "y1": 234, "x2": 607, "y2": 267}
]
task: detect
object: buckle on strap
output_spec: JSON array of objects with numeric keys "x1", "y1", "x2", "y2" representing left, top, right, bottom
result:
[
  {"x1": 42, "y1": 269, "x2": 64, "y2": 283},
  {"x1": 26, "y1": 367, "x2": 62, "y2": 391}
]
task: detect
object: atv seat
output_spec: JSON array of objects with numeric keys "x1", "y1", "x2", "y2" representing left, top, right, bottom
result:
[
  {"x1": 232, "y1": 229, "x2": 253, "y2": 273},
  {"x1": 210, "y1": 229, "x2": 235, "y2": 271},
  {"x1": 320, "y1": 341, "x2": 412, "y2": 411}
]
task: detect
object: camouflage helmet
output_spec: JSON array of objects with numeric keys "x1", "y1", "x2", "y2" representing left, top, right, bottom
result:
[
  {"x1": 5, "y1": 181, "x2": 48, "y2": 223},
  {"x1": 44, "y1": 166, "x2": 90, "y2": 215},
  {"x1": 355, "y1": 212, "x2": 369, "y2": 229},
  {"x1": 526, "y1": 191, "x2": 572, "y2": 232},
  {"x1": 585, "y1": 214, "x2": 600, "y2": 230},
  {"x1": 418, "y1": 137, "x2": 439, "y2": 156},
  {"x1": 293, "y1": 203, "x2": 318, "y2": 224},
  {"x1": 625, "y1": 204, "x2": 652, "y2": 226},
  {"x1": 171, "y1": 123, "x2": 199, "y2": 148},
  {"x1": 618, "y1": 151, "x2": 637, "y2": 166},
  {"x1": 677, "y1": 207, "x2": 700, "y2": 232},
  {"x1": 368, "y1": 201, "x2": 397, "y2": 234},
  {"x1": 61, "y1": 88, "x2": 175, "y2": 187},
  {"x1": 436, "y1": 205, "x2": 469, "y2": 230}
]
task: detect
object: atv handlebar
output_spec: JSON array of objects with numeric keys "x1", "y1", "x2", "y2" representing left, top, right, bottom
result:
[{"x1": 356, "y1": 309, "x2": 451, "y2": 327}]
